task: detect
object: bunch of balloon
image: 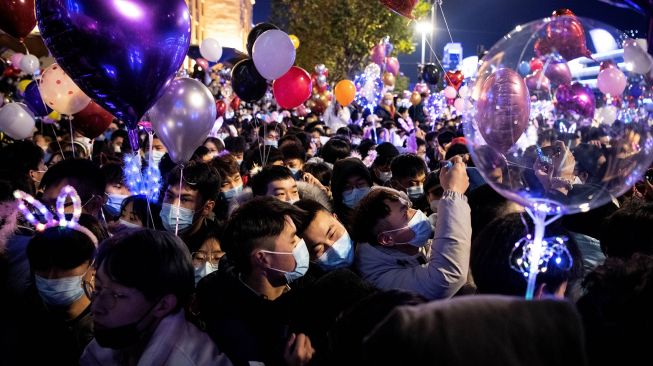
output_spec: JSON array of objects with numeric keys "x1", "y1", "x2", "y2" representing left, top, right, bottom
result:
[
  {"x1": 306, "y1": 64, "x2": 332, "y2": 115},
  {"x1": 379, "y1": 0, "x2": 419, "y2": 19},
  {"x1": 354, "y1": 64, "x2": 384, "y2": 113},
  {"x1": 36, "y1": 0, "x2": 191, "y2": 152},
  {"x1": 463, "y1": 10, "x2": 653, "y2": 300}
]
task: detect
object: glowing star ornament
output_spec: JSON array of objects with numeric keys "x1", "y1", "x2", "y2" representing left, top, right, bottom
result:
[{"x1": 13, "y1": 185, "x2": 98, "y2": 245}]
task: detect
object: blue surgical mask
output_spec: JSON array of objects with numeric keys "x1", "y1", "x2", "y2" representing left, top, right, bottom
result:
[
  {"x1": 264, "y1": 139, "x2": 278, "y2": 148},
  {"x1": 381, "y1": 209, "x2": 433, "y2": 247},
  {"x1": 160, "y1": 203, "x2": 195, "y2": 234},
  {"x1": 315, "y1": 232, "x2": 354, "y2": 271},
  {"x1": 104, "y1": 193, "x2": 128, "y2": 217},
  {"x1": 261, "y1": 239, "x2": 310, "y2": 283},
  {"x1": 406, "y1": 185, "x2": 424, "y2": 200},
  {"x1": 119, "y1": 219, "x2": 141, "y2": 229},
  {"x1": 194, "y1": 261, "x2": 218, "y2": 285},
  {"x1": 223, "y1": 185, "x2": 243, "y2": 201},
  {"x1": 35, "y1": 274, "x2": 85, "y2": 306},
  {"x1": 289, "y1": 168, "x2": 300, "y2": 177},
  {"x1": 342, "y1": 187, "x2": 370, "y2": 209}
]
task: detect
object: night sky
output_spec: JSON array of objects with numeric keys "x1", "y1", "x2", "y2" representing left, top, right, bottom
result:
[{"x1": 253, "y1": 0, "x2": 648, "y2": 81}]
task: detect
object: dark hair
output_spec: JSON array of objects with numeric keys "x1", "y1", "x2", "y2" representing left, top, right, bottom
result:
[
  {"x1": 294, "y1": 199, "x2": 331, "y2": 234},
  {"x1": 243, "y1": 145, "x2": 284, "y2": 172},
  {"x1": 280, "y1": 142, "x2": 306, "y2": 162},
  {"x1": 577, "y1": 254, "x2": 653, "y2": 366},
  {"x1": 165, "y1": 162, "x2": 221, "y2": 205},
  {"x1": 416, "y1": 137, "x2": 426, "y2": 148},
  {"x1": 350, "y1": 187, "x2": 403, "y2": 244},
  {"x1": 444, "y1": 143, "x2": 469, "y2": 160},
  {"x1": 437, "y1": 131, "x2": 455, "y2": 147},
  {"x1": 471, "y1": 213, "x2": 583, "y2": 297},
  {"x1": 336, "y1": 127, "x2": 351, "y2": 137},
  {"x1": 320, "y1": 138, "x2": 351, "y2": 164},
  {"x1": 373, "y1": 142, "x2": 399, "y2": 167},
  {"x1": 41, "y1": 159, "x2": 106, "y2": 202},
  {"x1": 423, "y1": 170, "x2": 442, "y2": 196},
  {"x1": 257, "y1": 121, "x2": 285, "y2": 139},
  {"x1": 331, "y1": 158, "x2": 373, "y2": 221},
  {"x1": 27, "y1": 227, "x2": 96, "y2": 271},
  {"x1": 120, "y1": 195, "x2": 162, "y2": 230},
  {"x1": 204, "y1": 137, "x2": 225, "y2": 152},
  {"x1": 572, "y1": 143, "x2": 605, "y2": 184},
  {"x1": 302, "y1": 162, "x2": 332, "y2": 187},
  {"x1": 100, "y1": 162, "x2": 125, "y2": 186},
  {"x1": 210, "y1": 154, "x2": 240, "y2": 181},
  {"x1": 224, "y1": 136, "x2": 246, "y2": 154},
  {"x1": 78, "y1": 213, "x2": 110, "y2": 243},
  {"x1": 110, "y1": 129, "x2": 128, "y2": 143},
  {"x1": 222, "y1": 197, "x2": 305, "y2": 274},
  {"x1": 356, "y1": 139, "x2": 376, "y2": 160},
  {"x1": 600, "y1": 200, "x2": 653, "y2": 258},
  {"x1": 95, "y1": 229, "x2": 194, "y2": 310},
  {"x1": 390, "y1": 154, "x2": 427, "y2": 180},
  {"x1": 467, "y1": 184, "x2": 515, "y2": 241},
  {"x1": 537, "y1": 129, "x2": 557, "y2": 146},
  {"x1": 250, "y1": 165, "x2": 295, "y2": 197},
  {"x1": 0, "y1": 141, "x2": 44, "y2": 195}
]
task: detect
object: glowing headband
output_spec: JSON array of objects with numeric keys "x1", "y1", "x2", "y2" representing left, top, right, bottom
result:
[{"x1": 13, "y1": 185, "x2": 99, "y2": 246}]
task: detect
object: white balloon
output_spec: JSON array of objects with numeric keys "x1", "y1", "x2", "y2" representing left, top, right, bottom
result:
[
  {"x1": 595, "y1": 105, "x2": 617, "y2": 126},
  {"x1": 0, "y1": 103, "x2": 35, "y2": 140},
  {"x1": 200, "y1": 38, "x2": 223, "y2": 62},
  {"x1": 252, "y1": 30, "x2": 296, "y2": 80},
  {"x1": 624, "y1": 39, "x2": 652, "y2": 75},
  {"x1": 458, "y1": 85, "x2": 470, "y2": 98},
  {"x1": 19, "y1": 54, "x2": 40, "y2": 75},
  {"x1": 38, "y1": 64, "x2": 91, "y2": 115},
  {"x1": 444, "y1": 86, "x2": 457, "y2": 99}
]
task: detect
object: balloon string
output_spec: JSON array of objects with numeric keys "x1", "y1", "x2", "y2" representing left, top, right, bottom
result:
[
  {"x1": 437, "y1": 1, "x2": 455, "y2": 45},
  {"x1": 51, "y1": 123, "x2": 65, "y2": 161},
  {"x1": 33, "y1": 76, "x2": 52, "y2": 126},
  {"x1": 175, "y1": 165, "x2": 184, "y2": 236},
  {"x1": 69, "y1": 116, "x2": 75, "y2": 158}
]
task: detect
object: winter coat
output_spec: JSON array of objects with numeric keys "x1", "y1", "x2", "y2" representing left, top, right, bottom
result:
[{"x1": 354, "y1": 192, "x2": 471, "y2": 300}]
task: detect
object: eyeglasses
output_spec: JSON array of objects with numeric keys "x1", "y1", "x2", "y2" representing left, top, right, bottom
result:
[
  {"x1": 191, "y1": 251, "x2": 223, "y2": 267},
  {"x1": 83, "y1": 275, "x2": 135, "y2": 310}
]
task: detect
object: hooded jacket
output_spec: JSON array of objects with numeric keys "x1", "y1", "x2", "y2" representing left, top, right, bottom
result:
[{"x1": 354, "y1": 192, "x2": 471, "y2": 300}]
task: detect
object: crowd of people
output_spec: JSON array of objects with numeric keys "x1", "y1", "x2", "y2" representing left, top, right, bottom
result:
[{"x1": 0, "y1": 88, "x2": 652, "y2": 366}]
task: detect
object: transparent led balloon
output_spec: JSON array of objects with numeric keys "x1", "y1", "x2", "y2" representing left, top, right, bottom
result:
[
  {"x1": 464, "y1": 15, "x2": 653, "y2": 216},
  {"x1": 463, "y1": 13, "x2": 653, "y2": 299}
]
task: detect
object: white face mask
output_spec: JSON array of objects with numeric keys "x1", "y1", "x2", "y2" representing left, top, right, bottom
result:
[
  {"x1": 429, "y1": 199, "x2": 440, "y2": 213},
  {"x1": 119, "y1": 219, "x2": 141, "y2": 229},
  {"x1": 194, "y1": 261, "x2": 218, "y2": 285},
  {"x1": 378, "y1": 170, "x2": 392, "y2": 182}
]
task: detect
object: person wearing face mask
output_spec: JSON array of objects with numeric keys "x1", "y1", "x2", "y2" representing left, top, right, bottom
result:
[
  {"x1": 80, "y1": 229, "x2": 232, "y2": 365},
  {"x1": 224, "y1": 136, "x2": 247, "y2": 170},
  {"x1": 190, "y1": 227, "x2": 225, "y2": 285},
  {"x1": 280, "y1": 142, "x2": 307, "y2": 180},
  {"x1": 116, "y1": 195, "x2": 163, "y2": 231},
  {"x1": 423, "y1": 171, "x2": 444, "y2": 228},
  {"x1": 5, "y1": 226, "x2": 97, "y2": 365},
  {"x1": 204, "y1": 137, "x2": 225, "y2": 160},
  {"x1": 141, "y1": 134, "x2": 168, "y2": 169},
  {"x1": 350, "y1": 155, "x2": 471, "y2": 300},
  {"x1": 370, "y1": 142, "x2": 399, "y2": 186},
  {"x1": 160, "y1": 162, "x2": 221, "y2": 251},
  {"x1": 258, "y1": 121, "x2": 283, "y2": 148},
  {"x1": 390, "y1": 153, "x2": 429, "y2": 212},
  {"x1": 100, "y1": 163, "x2": 132, "y2": 223},
  {"x1": 331, "y1": 158, "x2": 373, "y2": 227},
  {"x1": 196, "y1": 197, "x2": 315, "y2": 366},
  {"x1": 374, "y1": 92, "x2": 396, "y2": 121},
  {"x1": 0, "y1": 140, "x2": 47, "y2": 196}
]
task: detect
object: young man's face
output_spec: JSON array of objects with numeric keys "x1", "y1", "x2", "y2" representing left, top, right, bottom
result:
[
  {"x1": 163, "y1": 183, "x2": 203, "y2": 212},
  {"x1": 105, "y1": 181, "x2": 131, "y2": 196},
  {"x1": 221, "y1": 172, "x2": 243, "y2": 192},
  {"x1": 258, "y1": 216, "x2": 302, "y2": 273},
  {"x1": 374, "y1": 198, "x2": 417, "y2": 244},
  {"x1": 284, "y1": 158, "x2": 304, "y2": 172},
  {"x1": 394, "y1": 172, "x2": 427, "y2": 193},
  {"x1": 266, "y1": 178, "x2": 299, "y2": 203},
  {"x1": 152, "y1": 138, "x2": 167, "y2": 152},
  {"x1": 301, "y1": 210, "x2": 347, "y2": 260}
]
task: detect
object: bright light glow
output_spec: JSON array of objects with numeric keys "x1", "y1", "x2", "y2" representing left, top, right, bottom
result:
[
  {"x1": 113, "y1": 0, "x2": 145, "y2": 20},
  {"x1": 590, "y1": 28, "x2": 618, "y2": 54},
  {"x1": 416, "y1": 21, "x2": 433, "y2": 35}
]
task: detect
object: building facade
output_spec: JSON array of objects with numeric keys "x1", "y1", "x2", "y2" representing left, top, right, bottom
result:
[{"x1": 187, "y1": 0, "x2": 254, "y2": 52}]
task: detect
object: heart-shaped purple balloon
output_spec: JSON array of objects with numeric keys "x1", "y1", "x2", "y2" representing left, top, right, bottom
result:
[{"x1": 36, "y1": 0, "x2": 191, "y2": 148}]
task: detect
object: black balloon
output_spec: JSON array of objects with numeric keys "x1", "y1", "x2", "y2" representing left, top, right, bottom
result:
[
  {"x1": 247, "y1": 23, "x2": 279, "y2": 56},
  {"x1": 192, "y1": 64, "x2": 205, "y2": 80},
  {"x1": 231, "y1": 59, "x2": 268, "y2": 102},
  {"x1": 421, "y1": 63, "x2": 442, "y2": 85}
]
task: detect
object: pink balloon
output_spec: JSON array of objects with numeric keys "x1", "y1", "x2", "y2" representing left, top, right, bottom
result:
[
  {"x1": 385, "y1": 57, "x2": 400, "y2": 76},
  {"x1": 371, "y1": 44, "x2": 386, "y2": 66},
  {"x1": 454, "y1": 98, "x2": 465, "y2": 112},
  {"x1": 196, "y1": 58, "x2": 209, "y2": 71},
  {"x1": 525, "y1": 69, "x2": 550, "y2": 92},
  {"x1": 476, "y1": 68, "x2": 530, "y2": 153},
  {"x1": 443, "y1": 86, "x2": 457, "y2": 99},
  {"x1": 9, "y1": 53, "x2": 24, "y2": 68},
  {"x1": 597, "y1": 67, "x2": 627, "y2": 96},
  {"x1": 544, "y1": 59, "x2": 572, "y2": 86},
  {"x1": 414, "y1": 83, "x2": 429, "y2": 95}
]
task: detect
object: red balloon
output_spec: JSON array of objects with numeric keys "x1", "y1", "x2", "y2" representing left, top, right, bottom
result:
[
  {"x1": 529, "y1": 57, "x2": 544, "y2": 72},
  {"x1": 230, "y1": 96, "x2": 241, "y2": 111},
  {"x1": 476, "y1": 68, "x2": 531, "y2": 153},
  {"x1": 543, "y1": 57, "x2": 572, "y2": 85},
  {"x1": 72, "y1": 101, "x2": 115, "y2": 139},
  {"x1": 445, "y1": 70, "x2": 464, "y2": 90},
  {"x1": 379, "y1": 0, "x2": 418, "y2": 19},
  {"x1": 3, "y1": 65, "x2": 21, "y2": 78},
  {"x1": 385, "y1": 57, "x2": 400, "y2": 76},
  {"x1": 525, "y1": 69, "x2": 551, "y2": 92},
  {"x1": 215, "y1": 100, "x2": 227, "y2": 117},
  {"x1": 0, "y1": 0, "x2": 37, "y2": 41},
  {"x1": 273, "y1": 66, "x2": 312, "y2": 110},
  {"x1": 600, "y1": 60, "x2": 616, "y2": 71},
  {"x1": 534, "y1": 8, "x2": 592, "y2": 61}
]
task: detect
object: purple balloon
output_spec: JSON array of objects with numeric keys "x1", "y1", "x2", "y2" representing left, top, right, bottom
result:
[
  {"x1": 544, "y1": 58, "x2": 572, "y2": 86},
  {"x1": 23, "y1": 81, "x2": 52, "y2": 117},
  {"x1": 36, "y1": 0, "x2": 191, "y2": 149},
  {"x1": 476, "y1": 68, "x2": 531, "y2": 153},
  {"x1": 385, "y1": 57, "x2": 400, "y2": 76},
  {"x1": 371, "y1": 44, "x2": 386, "y2": 66},
  {"x1": 525, "y1": 69, "x2": 551, "y2": 92},
  {"x1": 555, "y1": 82, "x2": 596, "y2": 119}
]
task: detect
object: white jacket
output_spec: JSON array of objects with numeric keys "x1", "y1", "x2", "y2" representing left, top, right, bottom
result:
[
  {"x1": 80, "y1": 311, "x2": 232, "y2": 366},
  {"x1": 355, "y1": 192, "x2": 471, "y2": 300}
]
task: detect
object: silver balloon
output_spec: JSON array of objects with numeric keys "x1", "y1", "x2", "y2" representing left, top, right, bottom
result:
[
  {"x1": 149, "y1": 78, "x2": 217, "y2": 163},
  {"x1": 317, "y1": 74, "x2": 327, "y2": 86},
  {"x1": 315, "y1": 64, "x2": 326, "y2": 74}
]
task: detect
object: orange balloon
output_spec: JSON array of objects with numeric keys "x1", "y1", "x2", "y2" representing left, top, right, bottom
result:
[
  {"x1": 334, "y1": 80, "x2": 356, "y2": 106},
  {"x1": 410, "y1": 91, "x2": 421, "y2": 106}
]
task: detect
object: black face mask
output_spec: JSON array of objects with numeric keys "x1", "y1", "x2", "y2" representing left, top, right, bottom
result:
[{"x1": 93, "y1": 299, "x2": 160, "y2": 349}]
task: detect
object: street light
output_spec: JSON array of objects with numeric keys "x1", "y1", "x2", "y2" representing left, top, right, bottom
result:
[{"x1": 416, "y1": 20, "x2": 433, "y2": 67}]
